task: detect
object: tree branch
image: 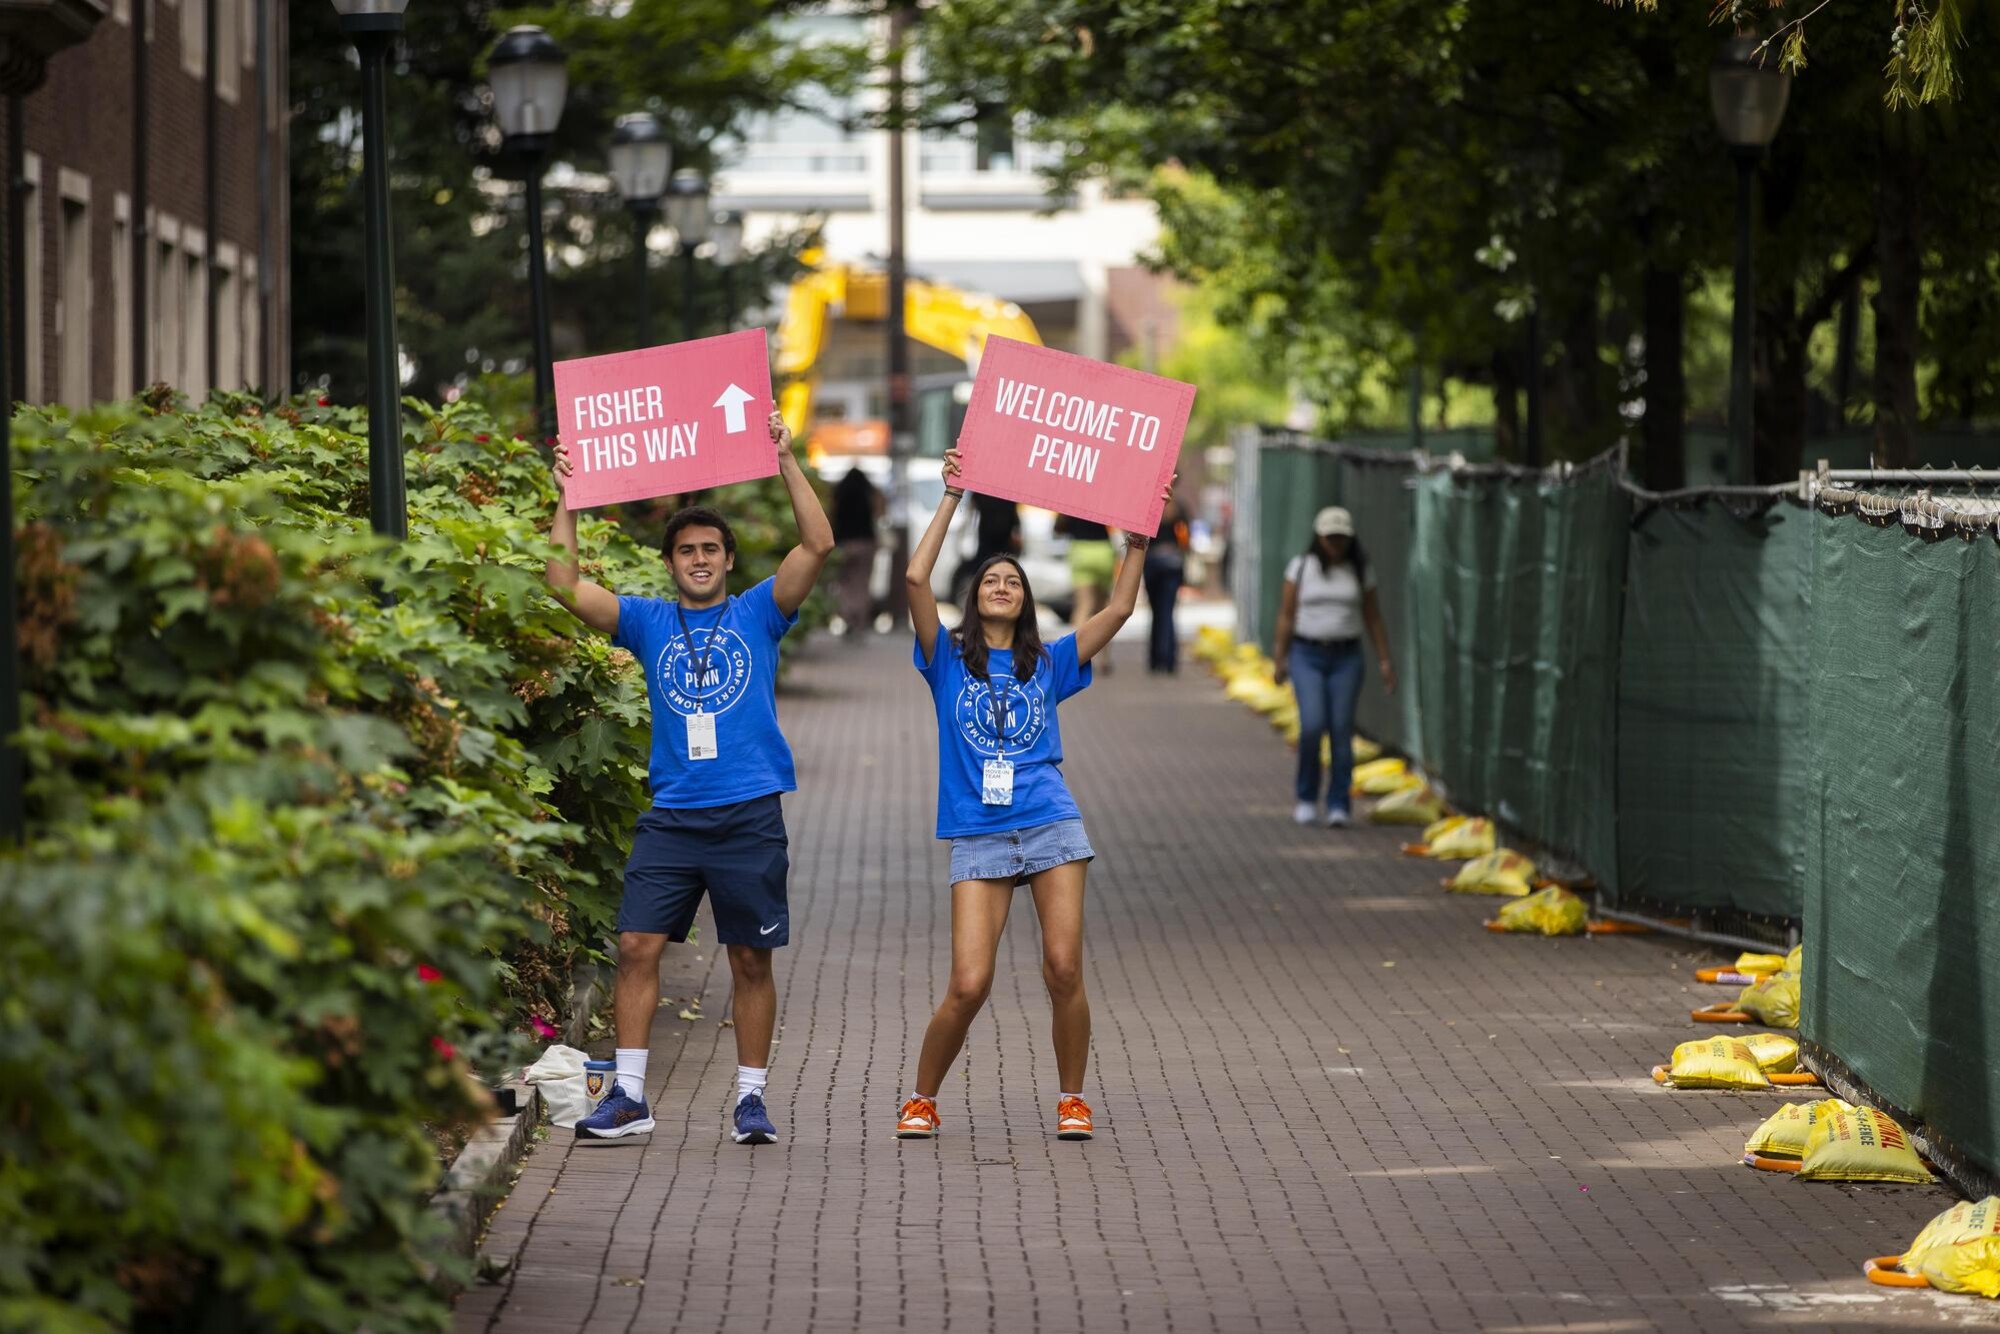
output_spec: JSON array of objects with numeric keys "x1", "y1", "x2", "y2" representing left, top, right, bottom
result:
[{"x1": 1799, "y1": 241, "x2": 1876, "y2": 331}]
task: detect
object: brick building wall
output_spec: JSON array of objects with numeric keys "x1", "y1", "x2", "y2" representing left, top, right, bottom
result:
[{"x1": 0, "y1": 0, "x2": 288, "y2": 407}]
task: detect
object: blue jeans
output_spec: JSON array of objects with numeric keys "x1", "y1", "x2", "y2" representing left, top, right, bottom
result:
[
  {"x1": 1142, "y1": 555, "x2": 1183, "y2": 672},
  {"x1": 1290, "y1": 640, "x2": 1364, "y2": 808}
]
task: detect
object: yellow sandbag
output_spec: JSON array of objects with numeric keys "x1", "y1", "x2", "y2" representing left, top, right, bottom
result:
[
  {"x1": 1734, "y1": 952, "x2": 1788, "y2": 976},
  {"x1": 1422, "y1": 814, "x2": 1469, "y2": 843},
  {"x1": 1742, "y1": 1032, "x2": 1799, "y2": 1074},
  {"x1": 1351, "y1": 757, "x2": 1408, "y2": 792},
  {"x1": 1368, "y1": 786, "x2": 1443, "y2": 826},
  {"x1": 1224, "y1": 671, "x2": 1275, "y2": 703},
  {"x1": 1746, "y1": 1099, "x2": 1854, "y2": 1160},
  {"x1": 1797, "y1": 1106, "x2": 1932, "y2": 1184},
  {"x1": 1426, "y1": 818, "x2": 1495, "y2": 860},
  {"x1": 1491, "y1": 886, "x2": 1587, "y2": 936},
  {"x1": 1322, "y1": 734, "x2": 1386, "y2": 767},
  {"x1": 1662, "y1": 1037, "x2": 1770, "y2": 1089},
  {"x1": 1785, "y1": 944, "x2": 1803, "y2": 976},
  {"x1": 1193, "y1": 626, "x2": 1235, "y2": 663},
  {"x1": 1910, "y1": 1198, "x2": 2000, "y2": 1297},
  {"x1": 1447, "y1": 850, "x2": 1537, "y2": 896},
  {"x1": 1247, "y1": 683, "x2": 1293, "y2": 715},
  {"x1": 1735, "y1": 972, "x2": 1801, "y2": 1029}
]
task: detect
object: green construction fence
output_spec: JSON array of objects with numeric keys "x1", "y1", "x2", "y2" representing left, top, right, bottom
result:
[{"x1": 1243, "y1": 431, "x2": 2000, "y2": 1179}]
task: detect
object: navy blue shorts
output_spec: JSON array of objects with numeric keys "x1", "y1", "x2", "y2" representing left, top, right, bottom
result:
[{"x1": 620, "y1": 794, "x2": 791, "y2": 947}]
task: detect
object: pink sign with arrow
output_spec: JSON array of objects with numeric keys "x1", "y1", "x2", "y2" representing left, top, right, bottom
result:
[{"x1": 552, "y1": 328, "x2": 777, "y2": 510}]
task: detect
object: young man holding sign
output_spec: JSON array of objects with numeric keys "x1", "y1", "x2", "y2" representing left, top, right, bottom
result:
[{"x1": 546, "y1": 411, "x2": 833, "y2": 1147}]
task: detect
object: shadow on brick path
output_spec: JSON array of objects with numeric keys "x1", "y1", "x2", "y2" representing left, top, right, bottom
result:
[{"x1": 458, "y1": 635, "x2": 1997, "y2": 1334}]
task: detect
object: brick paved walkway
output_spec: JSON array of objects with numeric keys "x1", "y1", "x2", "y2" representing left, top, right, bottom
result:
[{"x1": 458, "y1": 633, "x2": 2000, "y2": 1333}]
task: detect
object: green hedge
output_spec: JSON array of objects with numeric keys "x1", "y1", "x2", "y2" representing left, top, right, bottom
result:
[{"x1": 0, "y1": 392, "x2": 820, "y2": 1330}]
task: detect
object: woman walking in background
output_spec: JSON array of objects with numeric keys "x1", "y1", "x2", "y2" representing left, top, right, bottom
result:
[
  {"x1": 1271, "y1": 506, "x2": 1395, "y2": 827},
  {"x1": 1143, "y1": 493, "x2": 1188, "y2": 674}
]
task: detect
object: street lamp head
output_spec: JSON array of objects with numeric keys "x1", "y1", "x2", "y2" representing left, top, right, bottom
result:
[
  {"x1": 666, "y1": 168, "x2": 712, "y2": 247},
  {"x1": 329, "y1": 0, "x2": 408, "y2": 34},
  {"x1": 608, "y1": 112, "x2": 672, "y2": 207},
  {"x1": 0, "y1": 0, "x2": 110, "y2": 94},
  {"x1": 1709, "y1": 35, "x2": 1790, "y2": 150},
  {"x1": 710, "y1": 210, "x2": 745, "y2": 266},
  {"x1": 488, "y1": 24, "x2": 568, "y2": 149}
]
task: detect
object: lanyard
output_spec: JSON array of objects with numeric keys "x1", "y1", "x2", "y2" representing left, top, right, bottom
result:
[
  {"x1": 674, "y1": 601, "x2": 718, "y2": 712},
  {"x1": 980, "y1": 672, "x2": 1012, "y2": 759}
]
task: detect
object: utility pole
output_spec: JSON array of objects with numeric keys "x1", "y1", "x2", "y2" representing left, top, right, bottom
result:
[{"x1": 884, "y1": 3, "x2": 915, "y2": 628}]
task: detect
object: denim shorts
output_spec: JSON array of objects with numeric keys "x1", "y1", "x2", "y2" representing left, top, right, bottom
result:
[{"x1": 948, "y1": 818, "x2": 1096, "y2": 886}]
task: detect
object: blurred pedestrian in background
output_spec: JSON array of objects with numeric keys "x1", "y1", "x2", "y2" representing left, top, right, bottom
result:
[
  {"x1": 831, "y1": 466, "x2": 883, "y2": 637},
  {"x1": 1143, "y1": 494, "x2": 1188, "y2": 673},
  {"x1": 1271, "y1": 506, "x2": 1395, "y2": 827}
]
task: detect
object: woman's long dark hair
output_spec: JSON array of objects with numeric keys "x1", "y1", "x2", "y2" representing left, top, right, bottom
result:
[
  {"x1": 1304, "y1": 534, "x2": 1369, "y2": 584},
  {"x1": 953, "y1": 555, "x2": 1045, "y2": 682}
]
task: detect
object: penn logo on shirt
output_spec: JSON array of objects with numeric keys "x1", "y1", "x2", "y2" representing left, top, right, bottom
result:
[
  {"x1": 656, "y1": 626, "x2": 754, "y2": 716},
  {"x1": 953, "y1": 677, "x2": 1049, "y2": 756}
]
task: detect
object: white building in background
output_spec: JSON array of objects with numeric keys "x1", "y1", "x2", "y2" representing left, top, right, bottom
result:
[{"x1": 712, "y1": 11, "x2": 1178, "y2": 437}]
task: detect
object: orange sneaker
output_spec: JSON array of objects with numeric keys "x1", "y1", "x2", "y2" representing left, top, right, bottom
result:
[
  {"x1": 1056, "y1": 1095, "x2": 1094, "y2": 1140},
  {"x1": 896, "y1": 1095, "x2": 941, "y2": 1139}
]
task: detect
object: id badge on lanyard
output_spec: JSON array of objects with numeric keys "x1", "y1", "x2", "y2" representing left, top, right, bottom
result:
[
  {"x1": 686, "y1": 709, "x2": 718, "y2": 761},
  {"x1": 980, "y1": 676, "x2": 1014, "y2": 806},
  {"x1": 677, "y1": 603, "x2": 721, "y2": 762}
]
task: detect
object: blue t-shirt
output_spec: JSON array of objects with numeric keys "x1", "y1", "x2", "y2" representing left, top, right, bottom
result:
[
  {"x1": 914, "y1": 630, "x2": 1093, "y2": 839},
  {"x1": 614, "y1": 577, "x2": 798, "y2": 810}
]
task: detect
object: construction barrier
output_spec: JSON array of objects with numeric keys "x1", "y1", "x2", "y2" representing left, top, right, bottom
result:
[
  {"x1": 1802, "y1": 506, "x2": 2000, "y2": 1185},
  {"x1": 1232, "y1": 428, "x2": 2000, "y2": 1182}
]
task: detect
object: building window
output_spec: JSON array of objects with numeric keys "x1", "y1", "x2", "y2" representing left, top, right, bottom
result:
[
  {"x1": 113, "y1": 199, "x2": 133, "y2": 397},
  {"x1": 155, "y1": 220, "x2": 180, "y2": 388},
  {"x1": 183, "y1": 243, "x2": 207, "y2": 398},
  {"x1": 217, "y1": 0, "x2": 239, "y2": 100},
  {"x1": 23, "y1": 155, "x2": 42, "y2": 403},
  {"x1": 242, "y1": 254, "x2": 260, "y2": 390},
  {"x1": 718, "y1": 13, "x2": 868, "y2": 176},
  {"x1": 58, "y1": 188, "x2": 91, "y2": 408},
  {"x1": 181, "y1": 0, "x2": 205, "y2": 80},
  {"x1": 216, "y1": 248, "x2": 239, "y2": 390}
]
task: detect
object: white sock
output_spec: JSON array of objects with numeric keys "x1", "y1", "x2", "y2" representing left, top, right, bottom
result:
[
  {"x1": 1060, "y1": 1090, "x2": 1084, "y2": 1102},
  {"x1": 614, "y1": 1048, "x2": 648, "y2": 1102},
  {"x1": 737, "y1": 1065, "x2": 768, "y2": 1104}
]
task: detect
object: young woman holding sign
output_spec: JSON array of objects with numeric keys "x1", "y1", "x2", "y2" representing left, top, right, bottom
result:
[{"x1": 894, "y1": 450, "x2": 1171, "y2": 1143}]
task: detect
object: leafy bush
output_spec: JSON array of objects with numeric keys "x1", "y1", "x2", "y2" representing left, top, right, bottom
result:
[{"x1": 0, "y1": 392, "x2": 824, "y2": 1330}]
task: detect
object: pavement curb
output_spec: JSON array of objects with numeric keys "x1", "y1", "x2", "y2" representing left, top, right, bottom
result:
[{"x1": 428, "y1": 1078, "x2": 542, "y2": 1293}]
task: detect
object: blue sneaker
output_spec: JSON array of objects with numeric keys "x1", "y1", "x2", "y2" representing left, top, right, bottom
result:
[
  {"x1": 732, "y1": 1093, "x2": 779, "y2": 1145},
  {"x1": 575, "y1": 1089, "x2": 655, "y2": 1140}
]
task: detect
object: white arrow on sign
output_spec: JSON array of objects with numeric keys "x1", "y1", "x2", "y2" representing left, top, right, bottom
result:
[{"x1": 714, "y1": 383, "x2": 754, "y2": 434}]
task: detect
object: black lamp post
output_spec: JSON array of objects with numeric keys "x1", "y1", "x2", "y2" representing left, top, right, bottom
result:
[
  {"x1": 607, "y1": 112, "x2": 671, "y2": 349},
  {"x1": 1710, "y1": 35, "x2": 1789, "y2": 484},
  {"x1": 0, "y1": 0, "x2": 107, "y2": 842},
  {"x1": 487, "y1": 24, "x2": 568, "y2": 438},
  {"x1": 710, "y1": 210, "x2": 744, "y2": 333},
  {"x1": 331, "y1": 0, "x2": 410, "y2": 540},
  {"x1": 665, "y1": 168, "x2": 711, "y2": 341}
]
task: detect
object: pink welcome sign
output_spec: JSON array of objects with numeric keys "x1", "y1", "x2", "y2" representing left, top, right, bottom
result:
[
  {"x1": 954, "y1": 337, "x2": 1195, "y2": 534},
  {"x1": 553, "y1": 328, "x2": 776, "y2": 510}
]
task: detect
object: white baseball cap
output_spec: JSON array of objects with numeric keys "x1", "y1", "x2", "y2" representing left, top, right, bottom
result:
[{"x1": 1313, "y1": 506, "x2": 1355, "y2": 538}]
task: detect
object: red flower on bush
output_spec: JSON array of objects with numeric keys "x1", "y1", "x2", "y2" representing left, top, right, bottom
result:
[
  {"x1": 475, "y1": 433, "x2": 490, "y2": 443},
  {"x1": 530, "y1": 1014, "x2": 558, "y2": 1039},
  {"x1": 317, "y1": 396, "x2": 331, "y2": 407},
  {"x1": 417, "y1": 963, "x2": 443, "y2": 984},
  {"x1": 431, "y1": 1036, "x2": 457, "y2": 1061}
]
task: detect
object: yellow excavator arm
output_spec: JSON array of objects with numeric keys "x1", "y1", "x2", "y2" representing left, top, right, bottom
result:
[{"x1": 775, "y1": 250, "x2": 1043, "y2": 441}]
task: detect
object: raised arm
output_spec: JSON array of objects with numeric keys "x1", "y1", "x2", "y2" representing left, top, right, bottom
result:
[
  {"x1": 1074, "y1": 478, "x2": 1175, "y2": 665},
  {"x1": 547, "y1": 448, "x2": 622, "y2": 636},
  {"x1": 906, "y1": 448, "x2": 969, "y2": 663},
  {"x1": 769, "y1": 412, "x2": 837, "y2": 617}
]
